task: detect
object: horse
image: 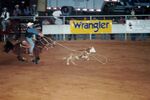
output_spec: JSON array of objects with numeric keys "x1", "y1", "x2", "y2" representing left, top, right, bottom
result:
[{"x1": 4, "y1": 36, "x2": 55, "y2": 64}]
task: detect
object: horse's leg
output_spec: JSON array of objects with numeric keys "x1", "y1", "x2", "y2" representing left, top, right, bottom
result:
[
  {"x1": 35, "y1": 56, "x2": 40, "y2": 64},
  {"x1": 31, "y1": 55, "x2": 40, "y2": 64},
  {"x1": 17, "y1": 56, "x2": 26, "y2": 61},
  {"x1": 32, "y1": 47, "x2": 41, "y2": 64},
  {"x1": 16, "y1": 45, "x2": 26, "y2": 62}
]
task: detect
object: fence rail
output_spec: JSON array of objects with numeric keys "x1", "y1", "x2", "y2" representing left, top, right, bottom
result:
[{"x1": 1, "y1": 15, "x2": 150, "y2": 41}]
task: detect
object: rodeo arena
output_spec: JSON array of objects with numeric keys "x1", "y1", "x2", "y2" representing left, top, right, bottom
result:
[{"x1": 0, "y1": 0, "x2": 150, "y2": 100}]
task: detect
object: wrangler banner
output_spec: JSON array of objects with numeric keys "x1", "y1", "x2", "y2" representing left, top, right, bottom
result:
[{"x1": 70, "y1": 20, "x2": 112, "y2": 34}]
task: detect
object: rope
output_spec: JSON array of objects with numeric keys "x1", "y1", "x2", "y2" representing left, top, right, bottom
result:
[
  {"x1": 43, "y1": 36, "x2": 108, "y2": 64},
  {"x1": 42, "y1": 36, "x2": 76, "y2": 51},
  {"x1": 55, "y1": 42, "x2": 76, "y2": 51},
  {"x1": 40, "y1": 37, "x2": 53, "y2": 46},
  {"x1": 90, "y1": 54, "x2": 108, "y2": 64}
]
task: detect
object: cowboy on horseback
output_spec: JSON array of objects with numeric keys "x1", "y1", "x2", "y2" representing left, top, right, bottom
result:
[{"x1": 25, "y1": 22, "x2": 43, "y2": 56}]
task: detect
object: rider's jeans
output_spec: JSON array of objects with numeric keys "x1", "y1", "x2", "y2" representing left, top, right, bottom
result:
[
  {"x1": 1, "y1": 20, "x2": 8, "y2": 31},
  {"x1": 26, "y1": 37, "x2": 35, "y2": 54}
]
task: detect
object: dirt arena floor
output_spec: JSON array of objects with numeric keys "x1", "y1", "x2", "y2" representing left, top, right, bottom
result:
[{"x1": 0, "y1": 40, "x2": 150, "y2": 100}]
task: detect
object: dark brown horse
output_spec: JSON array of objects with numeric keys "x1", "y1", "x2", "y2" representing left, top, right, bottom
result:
[{"x1": 4, "y1": 36, "x2": 55, "y2": 64}]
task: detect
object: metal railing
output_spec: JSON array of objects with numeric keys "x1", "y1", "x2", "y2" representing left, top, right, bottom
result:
[
  {"x1": 38, "y1": 15, "x2": 150, "y2": 41},
  {"x1": 1, "y1": 14, "x2": 150, "y2": 41}
]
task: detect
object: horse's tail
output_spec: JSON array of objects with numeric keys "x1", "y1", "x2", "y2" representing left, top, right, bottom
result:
[{"x1": 4, "y1": 40, "x2": 14, "y2": 53}]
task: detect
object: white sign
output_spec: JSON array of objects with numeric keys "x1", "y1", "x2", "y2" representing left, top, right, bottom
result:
[
  {"x1": 126, "y1": 20, "x2": 150, "y2": 33},
  {"x1": 43, "y1": 25, "x2": 70, "y2": 34}
]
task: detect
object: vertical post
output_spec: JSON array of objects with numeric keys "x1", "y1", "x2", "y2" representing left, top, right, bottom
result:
[
  {"x1": 125, "y1": 15, "x2": 128, "y2": 41},
  {"x1": 63, "y1": 16, "x2": 66, "y2": 40},
  {"x1": 125, "y1": 33, "x2": 128, "y2": 41},
  {"x1": 89, "y1": 16, "x2": 92, "y2": 40}
]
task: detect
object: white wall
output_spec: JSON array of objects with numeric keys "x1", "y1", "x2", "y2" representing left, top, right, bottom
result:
[
  {"x1": 43, "y1": 25, "x2": 70, "y2": 34},
  {"x1": 42, "y1": 24, "x2": 126, "y2": 34},
  {"x1": 42, "y1": 20, "x2": 150, "y2": 34}
]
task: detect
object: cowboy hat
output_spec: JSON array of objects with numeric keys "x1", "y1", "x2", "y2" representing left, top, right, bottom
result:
[{"x1": 27, "y1": 22, "x2": 34, "y2": 27}]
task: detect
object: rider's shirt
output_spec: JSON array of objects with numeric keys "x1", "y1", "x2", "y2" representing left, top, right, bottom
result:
[{"x1": 25, "y1": 27, "x2": 39, "y2": 38}]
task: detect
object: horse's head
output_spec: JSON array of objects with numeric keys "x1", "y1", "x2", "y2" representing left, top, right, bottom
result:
[{"x1": 4, "y1": 40, "x2": 14, "y2": 53}]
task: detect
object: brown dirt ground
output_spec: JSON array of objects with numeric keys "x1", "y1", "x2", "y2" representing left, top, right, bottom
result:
[{"x1": 0, "y1": 40, "x2": 150, "y2": 100}]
